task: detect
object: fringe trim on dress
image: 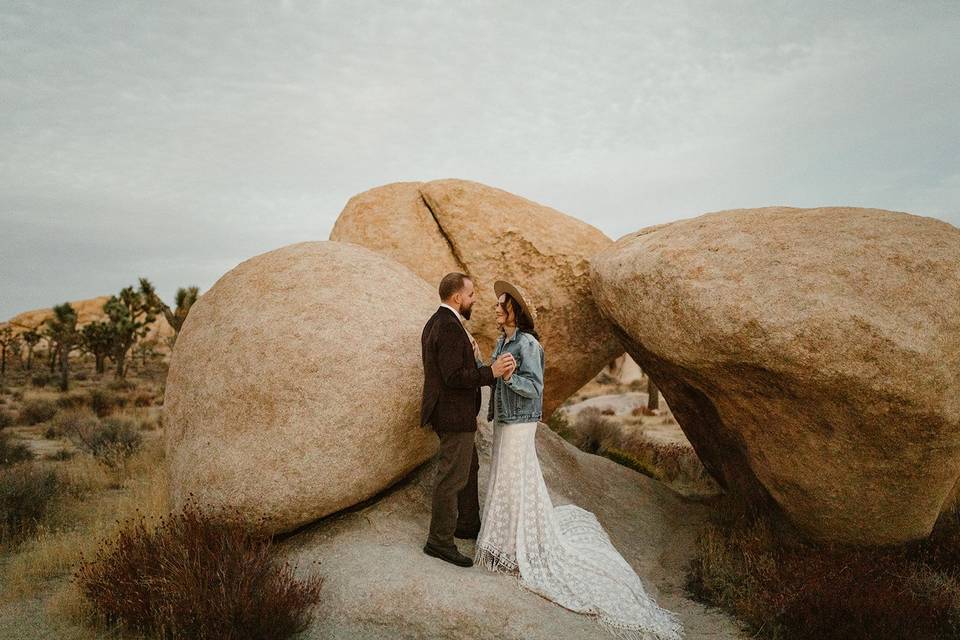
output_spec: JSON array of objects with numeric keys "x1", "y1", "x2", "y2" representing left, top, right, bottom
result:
[{"x1": 477, "y1": 545, "x2": 684, "y2": 640}]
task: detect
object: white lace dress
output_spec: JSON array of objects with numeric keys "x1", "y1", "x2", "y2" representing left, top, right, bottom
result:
[{"x1": 475, "y1": 420, "x2": 684, "y2": 640}]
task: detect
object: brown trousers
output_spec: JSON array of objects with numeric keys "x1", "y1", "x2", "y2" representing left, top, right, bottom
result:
[{"x1": 426, "y1": 430, "x2": 480, "y2": 550}]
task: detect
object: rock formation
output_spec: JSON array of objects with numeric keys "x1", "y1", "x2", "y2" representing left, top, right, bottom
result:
[
  {"x1": 330, "y1": 178, "x2": 623, "y2": 417},
  {"x1": 164, "y1": 241, "x2": 440, "y2": 534},
  {"x1": 281, "y1": 388, "x2": 745, "y2": 639},
  {"x1": 590, "y1": 206, "x2": 960, "y2": 545}
]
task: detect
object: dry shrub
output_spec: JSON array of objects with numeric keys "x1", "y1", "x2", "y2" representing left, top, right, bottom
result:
[
  {"x1": 56, "y1": 392, "x2": 88, "y2": 410},
  {"x1": 546, "y1": 409, "x2": 575, "y2": 442},
  {"x1": 0, "y1": 409, "x2": 14, "y2": 429},
  {"x1": 64, "y1": 414, "x2": 142, "y2": 471},
  {"x1": 571, "y1": 407, "x2": 620, "y2": 454},
  {"x1": 31, "y1": 373, "x2": 50, "y2": 388},
  {"x1": 1, "y1": 441, "x2": 167, "y2": 601},
  {"x1": 631, "y1": 405, "x2": 657, "y2": 417},
  {"x1": 87, "y1": 389, "x2": 127, "y2": 417},
  {"x1": 686, "y1": 500, "x2": 960, "y2": 640},
  {"x1": 132, "y1": 391, "x2": 153, "y2": 407},
  {"x1": 75, "y1": 500, "x2": 324, "y2": 640},
  {"x1": 0, "y1": 431, "x2": 34, "y2": 466},
  {"x1": 18, "y1": 397, "x2": 59, "y2": 424},
  {"x1": 0, "y1": 463, "x2": 62, "y2": 546}
]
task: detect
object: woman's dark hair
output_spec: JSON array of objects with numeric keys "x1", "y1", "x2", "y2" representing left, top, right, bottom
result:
[{"x1": 502, "y1": 293, "x2": 540, "y2": 341}]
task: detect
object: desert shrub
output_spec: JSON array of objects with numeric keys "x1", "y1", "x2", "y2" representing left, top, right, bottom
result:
[
  {"x1": 49, "y1": 406, "x2": 99, "y2": 440},
  {"x1": 632, "y1": 405, "x2": 657, "y2": 417},
  {"x1": 0, "y1": 409, "x2": 14, "y2": 429},
  {"x1": 571, "y1": 407, "x2": 620, "y2": 454},
  {"x1": 627, "y1": 379, "x2": 645, "y2": 392},
  {"x1": 75, "y1": 501, "x2": 324, "y2": 639},
  {"x1": 0, "y1": 431, "x2": 34, "y2": 466},
  {"x1": 74, "y1": 370, "x2": 88, "y2": 381},
  {"x1": 69, "y1": 416, "x2": 142, "y2": 467},
  {"x1": 106, "y1": 378, "x2": 135, "y2": 392},
  {"x1": 132, "y1": 391, "x2": 153, "y2": 407},
  {"x1": 18, "y1": 397, "x2": 59, "y2": 424},
  {"x1": 44, "y1": 448, "x2": 75, "y2": 461},
  {"x1": 87, "y1": 389, "x2": 127, "y2": 417},
  {"x1": 604, "y1": 447, "x2": 664, "y2": 480},
  {"x1": 594, "y1": 371, "x2": 617, "y2": 385},
  {"x1": 12, "y1": 389, "x2": 24, "y2": 400},
  {"x1": 546, "y1": 409, "x2": 575, "y2": 442},
  {"x1": 686, "y1": 503, "x2": 960, "y2": 640},
  {"x1": 31, "y1": 372, "x2": 50, "y2": 388},
  {"x1": 56, "y1": 392, "x2": 88, "y2": 410},
  {"x1": 600, "y1": 406, "x2": 616, "y2": 416},
  {"x1": 0, "y1": 463, "x2": 62, "y2": 544}
]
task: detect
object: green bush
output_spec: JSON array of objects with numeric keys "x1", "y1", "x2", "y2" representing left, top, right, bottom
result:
[
  {"x1": 18, "y1": 398, "x2": 58, "y2": 425},
  {"x1": 546, "y1": 409, "x2": 576, "y2": 442},
  {"x1": 75, "y1": 501, "x2": 324, "y2": 639},
  {"x1": 0, "y1": 463, "x2": 61, "y2": 545}
]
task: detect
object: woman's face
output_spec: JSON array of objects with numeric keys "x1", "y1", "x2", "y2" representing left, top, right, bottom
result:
[{"x1": 495, "y1": 293, "x2": 515, "y2": 328}]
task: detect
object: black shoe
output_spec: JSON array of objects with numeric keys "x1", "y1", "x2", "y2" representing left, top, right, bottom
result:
[
  {"x1": 454, "y1": 525, "x2": 480, "y2": 540},
  {"x1": 423, "y1": 542, "x2": 473, "y2": 567}
]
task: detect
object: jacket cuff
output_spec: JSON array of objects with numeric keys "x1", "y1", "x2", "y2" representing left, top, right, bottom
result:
[{"x1": 479, "y1": 365, "x2": 495, "y2": 387}]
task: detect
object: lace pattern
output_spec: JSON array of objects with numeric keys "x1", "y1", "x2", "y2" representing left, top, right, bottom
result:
[{"x1": 475, "y1": 421, "x2": 684, "y2": 640}]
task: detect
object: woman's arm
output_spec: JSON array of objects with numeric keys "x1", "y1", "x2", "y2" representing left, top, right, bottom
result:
[{"x1": 504, "y1": 339, "x2": 543, "y2": 399}]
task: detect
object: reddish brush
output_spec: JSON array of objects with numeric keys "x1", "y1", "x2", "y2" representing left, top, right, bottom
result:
[{"x1": 74, "y1": 498, "x2": 324, "y2": 640}]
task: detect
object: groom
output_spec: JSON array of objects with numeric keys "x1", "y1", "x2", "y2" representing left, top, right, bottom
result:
[{"x1": 420, "y1": 272, "x2": 514, "y2": 567}]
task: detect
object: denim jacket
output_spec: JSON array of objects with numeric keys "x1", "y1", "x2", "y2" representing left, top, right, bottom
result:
[{"x1": 486, "y1": 329, "x2": 545, "y2": 424}]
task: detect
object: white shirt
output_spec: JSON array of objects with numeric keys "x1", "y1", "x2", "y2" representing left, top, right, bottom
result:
[{"x1": 439, "y1": 302, "x2": 464, "y2": 324}]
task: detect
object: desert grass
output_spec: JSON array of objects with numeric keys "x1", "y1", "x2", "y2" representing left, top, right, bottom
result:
[
  {"x1": 686, "y1": 497, "x2": 960, "y2": 640},
  {"x1": 0, "y1": 439, "x2": 168, "y2": 603}
]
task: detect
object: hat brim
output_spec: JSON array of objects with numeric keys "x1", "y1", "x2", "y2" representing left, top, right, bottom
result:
[{"x1": 494, "y1": 280, "x2": 536, "y2": 323}]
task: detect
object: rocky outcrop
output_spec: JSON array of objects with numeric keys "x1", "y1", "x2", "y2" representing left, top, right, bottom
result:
[
  {"x1": 590, "y1": 206, "x2": 960, "y2": 545},
  {"x1": 330, "y1": 178, "x2": 623, "y2": 417},
  {"x1": 281, "y1": 388, "x2": 745, "y2": 639},
  {"x1": 164, "y1": 241, "x2": 440, "y2": 534}
]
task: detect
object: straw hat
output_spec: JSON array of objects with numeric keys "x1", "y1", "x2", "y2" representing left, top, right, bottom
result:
[{"x1": 494, "y1": 280, "x2": 537, "y2": 324}]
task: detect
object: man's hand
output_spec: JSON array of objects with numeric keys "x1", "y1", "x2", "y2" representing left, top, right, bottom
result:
[{"x1": 492, "y1": 353, "x2": 516, "y2": 378}]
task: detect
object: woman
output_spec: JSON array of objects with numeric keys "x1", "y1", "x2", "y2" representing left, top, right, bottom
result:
[{"x1": 475, "y1": 280, "x2": 684, "y2": 640}]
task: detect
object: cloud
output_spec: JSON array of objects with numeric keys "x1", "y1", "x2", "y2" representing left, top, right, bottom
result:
[{"x1": 1, "y1": 0, "x2": 958, "y2": 317}]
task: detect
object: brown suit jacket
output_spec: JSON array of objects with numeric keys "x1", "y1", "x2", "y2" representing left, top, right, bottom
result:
[{"x1": 420, "y1": 306, "x2": 495, "y2": 432}]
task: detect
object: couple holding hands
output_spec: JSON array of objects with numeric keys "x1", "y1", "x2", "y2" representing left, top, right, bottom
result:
[{"x1": 419, "y1": 273, "x2": 684, "y2": 640}]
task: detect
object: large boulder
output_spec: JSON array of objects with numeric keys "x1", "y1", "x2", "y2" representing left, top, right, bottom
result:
[
  {"x1": 590, "y1": 206, "x2": 960, "y2": 545},
  {"x1": 164, "y1": 241, "x2": 440, "y2": 534},
  {"x1": 330, "y1": 178, "x2": 623, "y2": 417}
]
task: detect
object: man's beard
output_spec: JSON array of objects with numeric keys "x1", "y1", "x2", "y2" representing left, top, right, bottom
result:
[{"x1": 461, "y1": 303, "x2": 472, "y2": 320}]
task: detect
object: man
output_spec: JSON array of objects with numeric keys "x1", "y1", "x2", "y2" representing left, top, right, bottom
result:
[{"x1": 421, "y1": 272, "x2": 515, "y2": 567}]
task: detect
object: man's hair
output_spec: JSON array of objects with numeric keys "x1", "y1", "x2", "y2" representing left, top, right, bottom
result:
[{"x1": 439, "y1": 272, "x2": 471, "y2": 301}]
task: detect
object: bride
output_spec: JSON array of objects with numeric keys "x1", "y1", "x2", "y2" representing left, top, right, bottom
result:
[{"x1": 475, "y1": 280, "x2": 684, "y2": 640}]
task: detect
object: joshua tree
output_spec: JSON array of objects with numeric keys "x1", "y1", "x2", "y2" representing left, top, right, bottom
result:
[
  {"x1": 80, "y1": 320, "x2": 115, "y2": 375},
  {"x1": 0, "y1": 326, "x2": 12, "y2": 380},
  {"x1": 140, "y1": 278, "x2": 199, "y2": 344},
  {"x1": 104, "y1": 282, "x2": 158, "y2": 379},
  {"x1": 647, "y1": 375, "x2": 660, "y2": 411},
  {"x1": 22, "y1": 328, "x2": 40, "y2": 370},
  {"x1": 44, "y1": 303, "x2": 79, "y2": 391}
]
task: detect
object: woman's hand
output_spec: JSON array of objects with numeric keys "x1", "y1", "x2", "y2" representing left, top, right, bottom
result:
[{"x1": 497, "y1": 353, "x2": 517, "y2": 380}]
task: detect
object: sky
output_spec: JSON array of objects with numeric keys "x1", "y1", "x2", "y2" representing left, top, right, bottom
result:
[{"x1": 2, "y1": 1, "x2": 958, "y2": 320}]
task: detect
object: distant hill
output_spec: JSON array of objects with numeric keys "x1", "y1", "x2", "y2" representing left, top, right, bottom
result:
[{"x1": 1, "y1": 295, "x2": 175, "y2": 350}]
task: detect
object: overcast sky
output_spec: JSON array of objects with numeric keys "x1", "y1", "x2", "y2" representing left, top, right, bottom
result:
[{"x1": 2, "y1": 1, "x2": 958, "y2": 319}]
